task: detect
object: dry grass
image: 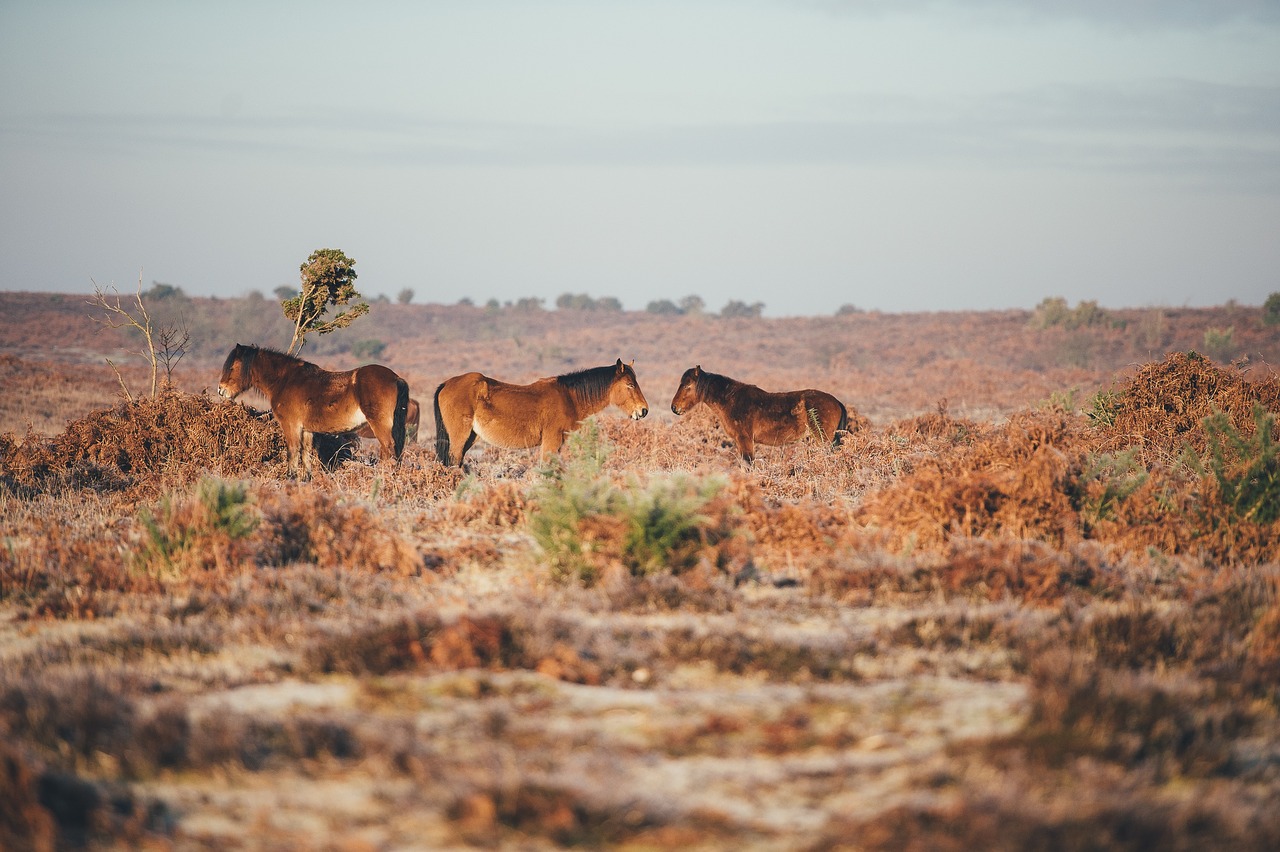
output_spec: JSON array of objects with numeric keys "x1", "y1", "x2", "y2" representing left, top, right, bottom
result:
[{"x1": 2, "y1": 296, "x2": 1279, "y2": 849}]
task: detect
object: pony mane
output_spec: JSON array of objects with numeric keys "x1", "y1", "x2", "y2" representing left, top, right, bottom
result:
[
  {"x1": 696, "y1": 368, "x2": 738, "y2": 397},
  {"x1": 557, "y1": 363, "x2": 628, "y2": 408}
]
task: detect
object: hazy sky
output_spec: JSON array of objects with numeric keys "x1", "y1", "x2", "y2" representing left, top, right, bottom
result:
[{"x1": 2, "y1": 1, "x2": 1278, "y2": 316}]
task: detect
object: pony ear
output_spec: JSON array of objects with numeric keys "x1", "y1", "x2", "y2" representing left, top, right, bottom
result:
[
  {"x1": 615, "y1": 358, "x2": 624, "y2": 372},
  {"x1": 694, "y1": 365, "x2": 702, "y2": 375}
]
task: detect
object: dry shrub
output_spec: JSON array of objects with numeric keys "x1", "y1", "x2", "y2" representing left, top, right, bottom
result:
[
  {"x1": 828, "y1": 781, "x2": 1280, "y2": 852},
  {"x1": 724, "y1": 477, "x2": 853, "y2": 560},
  {"x1": 936, "y1": 538, "x2": 1104, "y2": 606},
  {"x1": 254, "y1": 485, "x2": 422, "y2": 574},
  {"x1": 445, "y1": 479, "x2": 529, "y2": 527},
  {"x1": 0, "y1": 512, "x2": 155, "y2": 619},
  {"x1": 0, "y1": 742, "x2": 55, "y2": 852},
  {"x1": 806, "y1": 545, "x2": 928, "y2": 605},
  {"x1": 0, "y1": 390, "x2": 284, "y2": 496},
  {"x1": 886, "y1": 399, "x2": 980, "y2": 444},
  {"x1": 452, "y1": 783, "x2": 658, "y2": 848},
  {"x1": 858, "y1": 409, "x2": 1085, "y2": 552},
  {"x1": 1184, "y1": 564, "x2": 1280, "y2": 701},
  {"x1": 1098, "y1": 350, "x2": 1280, "y2": 462},
  {"x1": 1018, "y1": 648, "x2": 1253, "y2": 780},
  {"x1": 304, "y1": 612, "x2": 515, "y2": 676}
]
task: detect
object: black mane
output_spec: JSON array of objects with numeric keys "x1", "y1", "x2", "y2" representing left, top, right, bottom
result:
[
  {"x1": 695, "y1": 368, "x2": 741, "y2": 399},
  {"x1": 558, "y1": 362, "x2": 631, "y2": 407}
]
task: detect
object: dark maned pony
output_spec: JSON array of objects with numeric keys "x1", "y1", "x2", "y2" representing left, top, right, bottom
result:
[
  {"x1": 434, "y1": 359, "x2": 649, "y2": 467},
  {"x1": 218, "y1": 343, "x2": 409, "y2": 479},
  {"x1": 670, "y1": 365, "x2": 848, "y2": 463}
]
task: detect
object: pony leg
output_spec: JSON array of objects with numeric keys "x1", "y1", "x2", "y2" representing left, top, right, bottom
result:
[
  {"x1": 539, "y1": 429, "x2": 566, "y2": 461},
  {"x1": 734, "y1": 431, "x2": 756, "y2": 465},
  {"x1": 278, "y1": 418, "x2": 306, "y2": 479},
  {"x1": 300, "y1": 430, "x2": 315, "y2": 480}
]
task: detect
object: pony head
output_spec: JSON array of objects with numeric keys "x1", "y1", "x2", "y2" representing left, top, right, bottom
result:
[
  {"x1": 670, "y1": 365, "x2": 703, "y2": 415},
  {"x1": 218, "y1": 343, "x2": 255, "y2": 399},
  {"x1": 608, "y1": 358, "x2": 649, "y2": 420}
]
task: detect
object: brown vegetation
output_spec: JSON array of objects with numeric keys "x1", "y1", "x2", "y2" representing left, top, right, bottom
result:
[{"x1": 1, "y1": 292, "x2": 1279, "y2": 849}]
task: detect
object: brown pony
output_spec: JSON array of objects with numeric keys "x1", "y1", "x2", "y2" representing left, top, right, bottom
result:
[
  {"x1": 218, "y1": 343, "x2": 409, "y2": 479},
  {"x1": 434, "y1": 359, "x2": 649, "y2": 467},
  {"x1": 670, "y1": 365, "x2": 848, "y2": 463}
]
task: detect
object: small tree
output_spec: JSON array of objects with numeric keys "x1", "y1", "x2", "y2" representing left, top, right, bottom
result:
[
  {"x1": 397, "y1": 288, "x2": 414, "y2": 305},
  {"x1": 281, "y1": 248, "x2": 368, "y2": 355},
  {"x1": 1264, "y1": 292, "x2": 1280, "y2": 327},
  {"x1": 88, "y1": 274, "x2": 161, "y2": 399},
  {"x1": 720, "y1": 300, "x2": 764, "y2": 319},
  {"x1": 679, "y1": 295, "x2": 705, "y2": 315}
]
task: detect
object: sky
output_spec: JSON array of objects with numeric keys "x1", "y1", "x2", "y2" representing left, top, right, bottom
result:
[{"x1": 1, "y1": 1, "x2": 1278, "y2": 317}]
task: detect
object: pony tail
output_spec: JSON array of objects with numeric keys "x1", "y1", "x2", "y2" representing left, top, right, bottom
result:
[
  {"x1": 433, "y1": 382, "x2": 450, "y2": 465},
  {"x1": 834, "y1": 402, "x2": 849, "y2": 447},
  {"x1": 392, "y1": 377, "x2": 409, "y2": 459}
]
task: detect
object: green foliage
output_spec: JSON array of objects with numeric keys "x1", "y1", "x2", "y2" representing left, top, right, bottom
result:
[
  {"x1": 1077, "y1": 449, "x2": 1149, "y2": 528},
  {"x1": 396, "y1": 288, "x2": 414, "y2": 305},
  {"x1": 282, "y1": 248, "x2": 369, "y2": 355},
  {"x1": 679, "y1": 295, "x2": 705, "y2": 315},
  {"x1": 144, "y1": 282, "x2": 186, "y2": 300},
  {"x1": 528, "y1": 421, "x2": 725, "y2": 583},
  {"x1": 135, "y1": 478, "x2": 258, "y2": 579},
  {"x1": 646, "y1": 296, "x2": 705, "y2": 316},
  {"x1": 620, "y1": 476, "x2": 724, "y2": 577},
  {"x1": 1032, "y1": 297, "x2": 1112, "y2": 331},
  {"x1": 555, "y1": 293, "x2": 624, "y2": 312},
  {"x1": 1263, "y1": 292, "x2": 1280, "y2": 327},
  {"x1": 350, "y1": 339, "x2": 386, "y2": 360},
  {"x1": 646, "y1": 299, "x2": 681, "y2": 315},
  {"x1": 1198, "y1": 404, "x2": 1280, "y2": 525},
  {"x1": 721, "y1": 300, "x2": 765, "y2": 319},
  {"x1": 1086, "y1": 390, "x2": 1122, "y2": 428},
  {"x1": 1202, "y1": 327, "x2": 1235, "y2": 361}
]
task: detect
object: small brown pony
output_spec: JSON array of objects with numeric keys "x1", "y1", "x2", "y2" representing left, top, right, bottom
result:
[
  {"x1": 219, "y1": 343, "x2": 410, "y2": 479},
  {"x1": 670, "y1": 365, "x2": 848, "y2": 463},
  {"x1": 434, "y1": 359, "x2": 649, "y2": 467}
]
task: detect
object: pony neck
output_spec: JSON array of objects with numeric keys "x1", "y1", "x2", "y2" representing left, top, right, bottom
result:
[{"x1": 248, "y1": 347, "x2": 303, "y2": 392}]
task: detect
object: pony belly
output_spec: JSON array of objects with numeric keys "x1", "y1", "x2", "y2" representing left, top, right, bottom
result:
[
  {"x1": 756, "y1": 420, "x2": 808, "y2": 446},
  {"x1": 472, "y1": 416, "x2": 540, "y2": 450},
  {"x1": 306, "y1": 402, "x2": 368, "y2": 435}
]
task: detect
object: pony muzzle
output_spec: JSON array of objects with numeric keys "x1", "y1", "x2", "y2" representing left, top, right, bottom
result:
[{"x1": 633, "y1": 407, "x2": 648, "y2": 420}]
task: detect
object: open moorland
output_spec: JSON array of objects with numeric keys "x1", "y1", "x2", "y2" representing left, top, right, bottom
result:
[{"x1": 2, "y1": 290, "x2": 1279, "y2": 850}]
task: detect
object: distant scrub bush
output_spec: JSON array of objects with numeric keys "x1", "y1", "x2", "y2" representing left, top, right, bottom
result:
[
  {"x1": 350, "y1": 339, "x2": 386, "y2": 360},
  {"x1": 529, "y1": 421, "x2": 728, "y2": 583},
  {"x1": 1202, "y1": 326, "x2": 1235, "y2": 361},
  {"x1": 555, "y1": 293, "x2": 623, "y2": 312},
  {"x1": 1264, "y1": 292, "x2": 1280, "y2": 326},
  {"x1": 1031, "y1": 297, "x2": 1115, "y2": 330}
]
